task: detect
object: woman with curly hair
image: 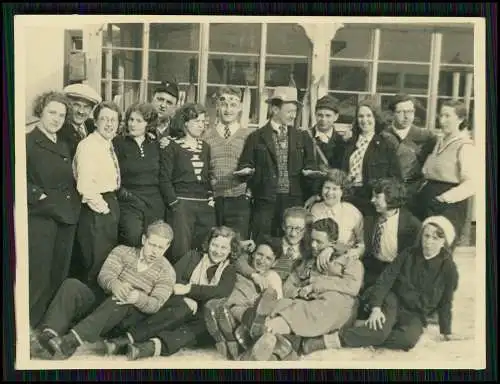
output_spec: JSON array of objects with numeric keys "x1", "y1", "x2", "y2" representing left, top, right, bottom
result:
[
  {"x1": 113, "y1": 102, "x2": 164, "y2": 247},
  {"x1": 103, "y1": 226, "x2": 240, "y2": 360},
  {"x1": 27, "y1": 91, "x2": 81, "y2": 329},
  {"x1": 159, "y1": 102, "x2": 216, "y2": 263},
  {"x1": 341, "y1": 98, "x2": 402, "y2": 216}
]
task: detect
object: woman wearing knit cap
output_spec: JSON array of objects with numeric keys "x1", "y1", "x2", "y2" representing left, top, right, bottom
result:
[{"x1": 302, "y1": 215, "x2": 461, "y2": 354}]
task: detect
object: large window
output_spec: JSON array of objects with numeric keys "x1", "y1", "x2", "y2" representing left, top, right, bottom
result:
[{"x1": 328, "y1": 25, "x2": 373, "y2": 124}]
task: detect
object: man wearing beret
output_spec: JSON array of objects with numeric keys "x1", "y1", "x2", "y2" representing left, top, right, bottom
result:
[
  {"x1": 60, "y1": 83, "x2": 102, "y2": 158},
  {"x1": 150, "y1": 80, "x2": 179, "y2": 143}
]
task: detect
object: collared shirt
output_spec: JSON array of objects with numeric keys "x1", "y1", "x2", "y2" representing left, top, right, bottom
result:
[
  {"x1": 282, "y1": 240, "x2": 301, "y2": 261},
  {"x1": 137, "y1": 248, "x2": 153, "y2": 273},
  {"x1": 391, "y1": 124, "x2": 411, "y2": 141},
  {"x1": 270, "y1": 119, "x2": 287, "y2": 135},
  {"x1": 40, "y1": 128, "x2": 57, "y2": 143},
  {"x1": 315, "y1": 128, "x2": 334, "y2": 144},
  {"x1": 216, "y1": 121, "x2": 241, "y2": 139},
  {"x1": 376, "y1": 210, "x2": 400, "y2": 263},
  {"x1": 73, "y1": 122, "x2": 88, "y2": 139},
  {"x1": 73, "y1": 131, "x2": 120, "y2": 202}
]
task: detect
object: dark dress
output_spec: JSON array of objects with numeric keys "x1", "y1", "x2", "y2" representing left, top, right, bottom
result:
[
  {"x1": 113, "y1": 135, "x2": 165, "y2": 247},
  {"x1": 26, "y1": 127, "x2": 81, "y2": 328}
]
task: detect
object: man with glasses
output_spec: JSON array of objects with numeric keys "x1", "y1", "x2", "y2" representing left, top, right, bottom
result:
[
  {"x1": 203, "y1": 87, "x2": 253, "y2": 240},
  {"x1": 382, "y1": 94, "x2": 437, "y2": 204},
  {"x1": 60, "y1": 83, "x2": 102, "y2": 158},
  {"x1": 150, "y1": 80, "x2": 179, "y2": 142}
]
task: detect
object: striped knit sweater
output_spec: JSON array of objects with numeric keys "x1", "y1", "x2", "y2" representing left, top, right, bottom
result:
[
  {"x1": 97, "y1": 245, "x2": 176, "y2": 314},
  {"x1": 203, "y1": 126, "x2": 253, "y2": 197}
]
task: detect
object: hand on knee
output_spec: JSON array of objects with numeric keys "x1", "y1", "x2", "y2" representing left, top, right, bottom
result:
[{"x1": 265, "y1": 316, "x2": 291, "y2": 335}]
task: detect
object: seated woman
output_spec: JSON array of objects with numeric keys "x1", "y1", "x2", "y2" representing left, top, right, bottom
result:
[
  {"x1": 103, "y1": 226, "x2": 240, "y2": 360},
  {"x1": 245, "y1": 218, "x2": 364, "y2": 361},
  {"x1": 310, "y1": 168, "x2": 365, "y2": 261},
  {"x1": 204, "y1": 237, "x2": 283, "y2": 360},
  {"x1": 113, "y1": 102, "x2": 165, "y2": 247},
  {"x1": 301, "y1": 215, "x2": 460, "y2": 354}
]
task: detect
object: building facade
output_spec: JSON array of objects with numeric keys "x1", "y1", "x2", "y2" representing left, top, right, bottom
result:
[{"x1": 81, "y1": 21, "x2": 475, "y2": 133}]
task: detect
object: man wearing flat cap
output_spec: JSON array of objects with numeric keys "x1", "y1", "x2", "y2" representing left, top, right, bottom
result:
[
  {"x1": 149, "y1": 80, "x2": 179, "y2": 142},
  {"x1": 60, "y1": 83, "x2": 102, "y2": 158},
  {"x1": 236, "y1": 86, "x2": 317, "y2": 241}
]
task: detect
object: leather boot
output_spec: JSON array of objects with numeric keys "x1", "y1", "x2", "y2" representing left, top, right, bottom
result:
[
  {"x1": 127, "y1": 341, "x2": 155, "y2": 361},
  {"x1": 247, "y1": 332, "x2": 277, "y2": 361},
  {"x1": 301, "y1": 336, "x2": 326, "y2": 355},
  {"x1": 104, "y1": 336, "x2": 131, "y2": 356},
  {"x1": 49, "y1": 332, "x2": 80, "y2": 360},
  {"x1": 273, "y1": 334, "x2": 298, "y2": 361},
  {"x1": 30, "y1": 329, "x2": 54, "y2": 359},
  {"x1": 234, "y1": 324, "x2": 252, "y2": 350}
]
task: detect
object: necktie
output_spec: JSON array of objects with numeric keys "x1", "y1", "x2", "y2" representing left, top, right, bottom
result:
[
  {"x1": 285, "y1": 246, "x2": 295, "y2": 260},
  {"x1": 349, "y1": 136, "x2": 368, "y2": 184},
  {"x1": 372, "y1": 217, "x2": 387, "y2": 259},
  {"x1": 77, "y1": 124, "x2": 87, "y2": 140},
  {"x1": 109, "y1": 145, "x2": 121, "y2": 189},
  {"x1": 224, "y1": 124, "x2": 231, "y2": 139},
  {"x1": 279, "y1": 125, "x2": 287, "y2": 142}
]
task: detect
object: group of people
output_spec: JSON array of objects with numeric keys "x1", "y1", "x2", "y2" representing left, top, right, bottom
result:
[{"x1": 27, "y1": 77, "x2": 474, "y2": 361}]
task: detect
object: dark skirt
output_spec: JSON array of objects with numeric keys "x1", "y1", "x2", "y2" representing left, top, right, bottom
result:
[{"x1": 412, "y1": 180, "x2": 468, "y2": 243}]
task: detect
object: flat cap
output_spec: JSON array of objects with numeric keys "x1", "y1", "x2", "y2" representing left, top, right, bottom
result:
[
  {"x1": 154, "y1": 80, "x2": 179, "y2": 100},
  {"x1": 63, "y1": 83, "x2": 102, "y2": 105},
  {"x1": 315, "y1": 95, "x2": 340, "y2": 114}
]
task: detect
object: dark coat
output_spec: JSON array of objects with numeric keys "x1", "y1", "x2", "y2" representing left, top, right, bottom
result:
[
  {"x1": 341, "y1": 132, "x2": 403, "y2": 186},
  {"x1": 26, "y1": 127, "x2": 81, "y2": 224},
  {"x1": 174, "y1": 250, "x2": 237, "y2": 304},
  {"x1": 58, "y1": 119, "x2": 95, "y2": 159},
  {"x1": 363, "y1": 208, "x2": 422, "y2": 259},
  {"x1": 237, "y1": 122, "x2": 317, "y2": 202}
]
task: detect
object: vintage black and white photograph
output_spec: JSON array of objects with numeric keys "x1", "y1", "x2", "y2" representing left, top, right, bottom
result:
[{"x1": 14, "y1": 15, "x2": 486, "y2": 370}]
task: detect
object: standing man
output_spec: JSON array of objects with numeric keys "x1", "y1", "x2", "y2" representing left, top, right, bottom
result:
[
  {"x1": 150, "y1": 80, "x2": 179, "y2": 142},
  {"x1": 381, "y1": 94, "x2": 437, "y2": 205},
  {"x1": 236, "y1": 87, "x2": 317, "y2": 241},
  {"x1": 203, "y1": 87, "x2": 253, "y2": 239},
  {"x1": 60, "y1": 83, "x2": 102, "y2": 158}
]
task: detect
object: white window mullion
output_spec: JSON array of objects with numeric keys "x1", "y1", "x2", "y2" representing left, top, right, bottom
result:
[
  {"x1": 197, "y1": 22, "x2": 210, "y2": 104},
  {"x1": 258, "y1": 22, "x2": 268, "y2": 126},
  {"x1": 427, "y1": 32, "x2": 442, "y2": 131},
  {"x1": 139, "y1": 22, "x2": 150, "y2": 102},
  {"x1": 369, "y1": 28, "x2": 381, "y2": 95}
]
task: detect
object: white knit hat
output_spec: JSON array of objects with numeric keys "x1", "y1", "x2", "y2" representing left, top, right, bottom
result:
[{"x1": 422, "y1": 216, "x2": 456, "y2": 246}]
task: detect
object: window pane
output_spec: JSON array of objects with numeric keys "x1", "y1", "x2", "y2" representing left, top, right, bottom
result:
[
  {"x1": 329, "y1": 60, "x2": 370, "y2": 92},
  {"x1": 208, "y1": 55, "x2": 259, "y2": 86},
  {"x1": 102, "y1": 23, "x2": 143, "y2": 48},
  {"x1": 438, "y1": 69, "x2": 474, "y2": 97},
  {"x1": 209, "y1": 23, "x2": 261, "y2": 54},
  {"x1": 102, "y1": 49, "x2": 143, "y2": 81},
  {"x1": 330, "y1": 25, "x2": 372, "y2": 59},
  {"x1": 379, "y1": 27, "x2": 432, "y2": 62},
  {"x1": 148, "y1": 52, "x2": 198, "y2": 84},
  {"x1": 150, "y1": 23, "x2": 200, "y2": 51},
  {"x1": 381, "y1": 95, "x2": 428, "y2": 128},
  {"x1": 377, "y1": 63, "x2": 430, "y2": 95},
  {"x1": 101, "y1": 81, "x2": 141, "y2": 111},
  {"x1": 206, "y1": 86, "x2": 259, "y2": 126},
  {"x1": 267, "y1": 23, "x2": 311, "y2": 56},
  {"x1": 440, "y1": 29, "x2": 474, "y2": 65},
  {"x1": 327, "y1": 92, "x2": 362, "y2": 125},
  {"x1": 265, "y1": 56, "x2": 309, "y2": 89}
]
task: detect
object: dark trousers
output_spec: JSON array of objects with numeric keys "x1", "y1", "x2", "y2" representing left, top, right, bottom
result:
[
  {"x1": 38, "y1": 278, "x2": 99, "y2": 336},
  {"x1": 118, "y1": 193, "x2": 165, "y2": 248},
  {"x1": 166, "y1": 199, "x2": 216, "y2": 264},
  {"x1": 251, "y1": 194, "x2": 304, "y2": 241},
  {"x1": 339, "y1": 292, "x2": 424, "y2": 351},
  {"x1": 128, "y1": 295, "x2": 209, "y2": 356},
  {"x1": 29, "y1": 215, "x2": 76, "y2": 328},
  {"x1": 75, "y1": 192, "x2": 120, "y2": 287},
  {"x1": 412, "y1": 180, "x2": 468, "y2": 245},
  {"x1": 361, "y1": 256, "x2": 391, "y2": 293},
  {"x1": 72, "y1": 296, "x2": 147, "y2": 343},
  {"x1": 215, "y1": 196, "x2": 251, "y2": 239}
]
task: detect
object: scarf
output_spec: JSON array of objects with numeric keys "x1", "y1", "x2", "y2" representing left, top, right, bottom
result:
[{"x1": 189, "y1": 253, "x2": 230, "y2": 286}]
